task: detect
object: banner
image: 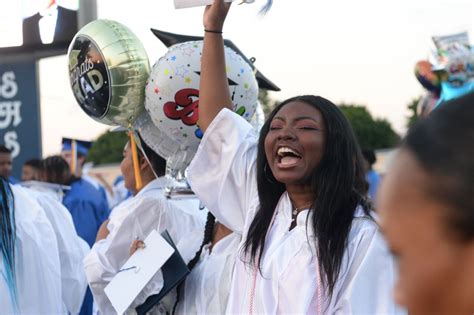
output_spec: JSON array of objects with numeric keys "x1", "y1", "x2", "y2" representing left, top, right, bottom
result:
[{"x1": 0, "y1": 61, "x2": 42, "y2": 179}]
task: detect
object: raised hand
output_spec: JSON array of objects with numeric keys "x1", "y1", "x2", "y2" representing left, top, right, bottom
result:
[
  {"x1": 199, "y1": 0, "x2": 234, "y2": 132},
  {"x1": 203, "y1": 0, "x2": 231, "y2": 32}
]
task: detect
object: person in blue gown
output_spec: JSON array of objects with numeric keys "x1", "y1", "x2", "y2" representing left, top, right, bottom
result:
[
  {"x1": 40, "y1": 155, "x2": 110, "y2": 315},
  {"x1": 61, "y1": 138, "x2": 113, "y2": 208},
  {"x1": 362, "y1": 149, "x2": 381, "y2": 203}
]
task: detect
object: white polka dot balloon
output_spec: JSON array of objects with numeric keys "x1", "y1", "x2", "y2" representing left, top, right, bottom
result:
[{"x1": 144, "y1": 40, "x2": 259, "y2": 169}]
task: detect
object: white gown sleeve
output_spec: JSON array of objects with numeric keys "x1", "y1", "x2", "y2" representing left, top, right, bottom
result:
[
  {"x1": 332, "y1": 221, "x2": 406, "y2": 314},
  {"x1": 187, "y1": 108, "x2": 258, "y2": 233},
  {"x1": 34, "y1": 192, "x2": 89, "y2": 315}
]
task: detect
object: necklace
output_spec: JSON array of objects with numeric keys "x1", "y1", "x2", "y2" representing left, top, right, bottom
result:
[
  {"x1": 291, "y1": 208, "x2": 298, "y2": 223},
  {"x1": 291, "y1": 204, "x2": 311, "y2": 223}
]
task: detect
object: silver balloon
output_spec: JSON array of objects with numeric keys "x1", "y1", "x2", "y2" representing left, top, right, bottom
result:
[{"x1": 68, "y1": 19, "x2": 150, "y2": 127}]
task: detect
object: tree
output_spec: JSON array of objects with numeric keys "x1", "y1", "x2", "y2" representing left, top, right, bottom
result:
[
  {"x1": 87, "y1": 131, "x2": 128, "y2": 165},
  {"x1": 406, "y1": 96, "x2": 421, "y2": 129},
  {"x1": 339, "y1": 104, "x2": 400, "y2": 150},
  {"x1": 258, "y1": 89, "x2": 279, "y2": 117}
]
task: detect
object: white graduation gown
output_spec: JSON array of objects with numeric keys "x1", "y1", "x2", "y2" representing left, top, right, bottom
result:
[
  {"x1": 84, "y1": 177, "x2": 205, "y2": 315},
  {"x1": 187, "y1": 108, "x2": 405, "y2": 314},
  {"x1": 176, "y1": 231, "x2": 241, "y2": 315},
  {"x1": 0, "y1": 185, "x2": 63, "y2": 314},
  {"x1": 28, "y1": 187, "x2": 90, "y2": 314}
]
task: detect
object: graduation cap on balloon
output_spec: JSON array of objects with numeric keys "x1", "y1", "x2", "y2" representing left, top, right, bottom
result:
[
  {"x1": 150, "y1": 28, "x2": 281, "y2": 92},
  {"x1": 62, "y1": 137, "x2": 93, "y2": 176}
]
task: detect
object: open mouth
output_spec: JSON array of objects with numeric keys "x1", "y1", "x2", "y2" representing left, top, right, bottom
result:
[{"x1": 277, "y1": 146, "x2": 302, "y2": 167}]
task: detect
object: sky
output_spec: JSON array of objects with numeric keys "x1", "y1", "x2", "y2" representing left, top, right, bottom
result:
[{"x1": 39, "y1": 0, "x2": 474, "y2": 157}]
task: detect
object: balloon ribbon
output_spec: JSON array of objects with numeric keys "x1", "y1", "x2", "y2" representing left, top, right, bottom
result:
[{"x1": 129, "y1": 131, "x2": 143, "y2": 190}]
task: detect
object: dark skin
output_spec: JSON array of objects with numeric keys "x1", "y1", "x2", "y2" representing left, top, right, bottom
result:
[
  {"x1": 0, "y1": 152, "x2": 13, "y2": 178},
  {"x1": 210, "y1": 223, "x2": 232, "y2": 251}
]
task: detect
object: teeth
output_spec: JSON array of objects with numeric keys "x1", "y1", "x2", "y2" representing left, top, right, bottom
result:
[{"x1": 277, "y1": 147, "x2": 301, "y2": 157}]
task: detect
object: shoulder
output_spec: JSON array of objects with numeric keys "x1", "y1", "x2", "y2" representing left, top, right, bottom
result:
[
  {"x1": 11, "y1": 185, "x2": 42, "y2": 216},
  {"x1": 347, "y1": 207, "x2": 380, "y2": 246},
  {"x1": 11, "y1": 185, "x2": 55, "y2": 235},
  {"x1": 109, "y1": 194, "x2": 167, "y2": 226},
  {"x1": 191, "y1": 108, "x2": 255, "y2": 160},
  {"x1": 69, "y1": 178, "x2": 104, "y2": 198}
]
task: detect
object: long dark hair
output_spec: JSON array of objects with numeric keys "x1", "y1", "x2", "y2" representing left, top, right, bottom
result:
[
  {"x1": 137, "y1": 134, "x2": 167, "y2": 178},
  {"x1": 0, "y1": 177, "x2": 18, "y2": 308},
  {"x1": 172, "y1": 212, "x2": 216, "y2": 314},
  {"x1": 403, "y1": 93, "x2": 474, "y2": 241},
  {"x1": 243, "y1": 95, "x2": 370, "y2": 297},
  {"x1": 40, "y1": 155, "x2": 74, "y2": 185}
]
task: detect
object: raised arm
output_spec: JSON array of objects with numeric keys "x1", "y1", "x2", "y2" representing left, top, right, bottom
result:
[{"x1": 199, "y1": 0, "x2": 233, "y2": 132}]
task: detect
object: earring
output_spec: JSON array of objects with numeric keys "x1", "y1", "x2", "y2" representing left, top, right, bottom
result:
[{"x1": 264, "y1": 163, "x2": 277, "y2": 184}]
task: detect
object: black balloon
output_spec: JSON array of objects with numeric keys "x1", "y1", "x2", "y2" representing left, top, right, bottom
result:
[{"x1": 69, "y1": 35, "x2": 111, "y2": 118}]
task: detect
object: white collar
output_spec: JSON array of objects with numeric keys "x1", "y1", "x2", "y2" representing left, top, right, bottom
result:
[
  {"x1": 135, "y1": 176, "x2": 167, "y2": 198},
  {"x1": 278, "y1": 192, "x2": 371, "y2": 233}
]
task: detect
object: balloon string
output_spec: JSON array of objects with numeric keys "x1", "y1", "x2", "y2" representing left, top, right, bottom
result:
[
  {"x1": 71, "y1": 139, "x2": 77, "y2": 176},
  {"x1": 129, "y1": 131, "x2": 143, "y2": 190}
]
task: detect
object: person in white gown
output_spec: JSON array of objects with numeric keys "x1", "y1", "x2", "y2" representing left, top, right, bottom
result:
[
  {"x1": 0, "y1": 179, "x2": 63, "y2": 314},
  {"x1": 21, "y1": 181, "x2": 90, "y2": 315},
  {"x1": 186, "y1": 1, "x2": 405, "y2": 313},
  {"x1": 172, "y1": 211, "x2": 240, "y2": 315},
  {"x1": 84, "y1": 133, "x2": 205, "y2": 315}
]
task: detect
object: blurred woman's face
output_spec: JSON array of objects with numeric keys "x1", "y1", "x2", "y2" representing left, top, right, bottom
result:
[
  {"x1": 21, "y1": 165, "x2": 38, "y2": 181},
  {"x1": 378, "y1": 149, "x2": 474, "y2": 314},
  {"x1": 120, "y1": 142, "x2": 136, "y2": 193},
  {"x1": 264, "y1": 101, "x2": 326, "y2": 186}
]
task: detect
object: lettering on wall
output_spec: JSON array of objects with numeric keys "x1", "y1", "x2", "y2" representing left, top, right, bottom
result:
[{"x1": 0, "y1": 71, "x2": 22, "y2": 157}]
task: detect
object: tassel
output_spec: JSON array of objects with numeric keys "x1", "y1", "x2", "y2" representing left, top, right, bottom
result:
[{"x1": 129, "y1": 131, "x2": 143, "y2": 190}]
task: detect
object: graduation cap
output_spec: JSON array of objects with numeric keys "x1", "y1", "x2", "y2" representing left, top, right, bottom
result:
[
  {"x1": 62, "y1": 137, "x2": 93, "y2": 176},
  {"x1": 61, "y1": 137, "x2": 93, "y2": 156},
  {"x1": 150, "y1": 28, "x2": 281, "y2": 92}
]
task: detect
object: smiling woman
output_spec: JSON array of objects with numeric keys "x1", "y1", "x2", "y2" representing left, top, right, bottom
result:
[{"x1": 186, "y1": 0, "x2": 403, "y2": 313}]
